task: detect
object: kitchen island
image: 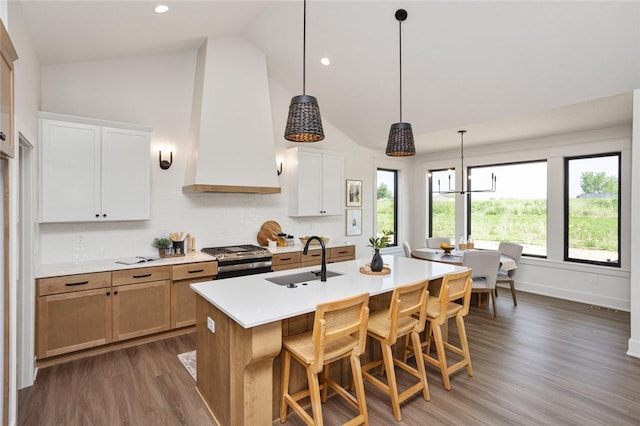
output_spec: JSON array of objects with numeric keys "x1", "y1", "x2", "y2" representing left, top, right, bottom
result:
[{"x1": 191, "y1": 255, "x2": 467, "y2": 425}]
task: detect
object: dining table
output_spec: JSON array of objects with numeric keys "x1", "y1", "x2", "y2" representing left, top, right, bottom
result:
[
  {"x1": 410, "y1": 248, "x2": 517, "y2": 307},
  {"x1": 411, "y1": 248, "x2": 517, "y2": 272}
]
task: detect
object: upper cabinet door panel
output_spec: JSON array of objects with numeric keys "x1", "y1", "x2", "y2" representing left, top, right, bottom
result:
[
  {"x1": 39, "y1": 114, "x2": 151, "y2": 223},
  {"x1": 40, "y1": 120, "x2": 101, "y2": 222},
  {"x1": 101, "y1": 127, "x2": 150, "y2": 221},
  {"x1": 287, "y1": 147, "x2": 344, "y2": 217},
  {"x1": 295, "y1": 150, "x2": 323, "y2": 216},
  {"x1": 320, "y1": 153, "x2": 344, "y2": 216}
]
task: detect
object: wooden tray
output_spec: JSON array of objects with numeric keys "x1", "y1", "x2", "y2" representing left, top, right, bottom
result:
[
  {"x1": 257, "y1": 220, "x2": 282, "y2": 246},
  {"x1": 359, "y1": 264, "x2": 391, "y2": 275},
  {"x1": 159, "y1": 251, "x2": 186, "y2": 259}
]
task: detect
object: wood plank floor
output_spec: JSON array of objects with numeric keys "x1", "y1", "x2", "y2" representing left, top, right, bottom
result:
[{"x1": 18, "y1": 291, "x2": 640, "y2": 425}]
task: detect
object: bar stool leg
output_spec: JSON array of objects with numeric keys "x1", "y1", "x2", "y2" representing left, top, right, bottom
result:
[
  {"x1": 411, "y1": 330, "x2": 430, "y2": 401},
  {"x1": 456, "y1": 315, "x2": 474, "y2": 377},
  {"x1": 350, "y1": 354, "x2": 369, "y2": 426},
  {"x1": 382, "y1": 344, "x2": 402, "y2": 421},
  {"x1": 280, "y1": 351, "x2": 291, "y2": 422}
]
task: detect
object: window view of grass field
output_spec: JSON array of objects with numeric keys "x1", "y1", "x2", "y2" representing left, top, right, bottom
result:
[
  {"x1": 429, "y1": 155, "x2": 619, "y2": 265},
  {"x1": 376, "y1": 169, "x2": 397, "y2": 246},
  {"x1": 469, "y1": 162, "x2": 548, "y2": 255},
  {"x1": 566, "y1": 154, "x2": 620, "y2": 265},
  {"x1": 429, "y1": 169, "x2": 456, "y2": 238}
]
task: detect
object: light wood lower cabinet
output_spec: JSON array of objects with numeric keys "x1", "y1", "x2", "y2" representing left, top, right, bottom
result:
[
  {"x1": 271, "y1": 252, "x2": 301, "y2": 271},
  {"x1": 112, "y1": 279, "x2": 170, "y2": 341},
  {"x1": 36, "y1": 261, "x2": 217, "y2": 361},
  {"x1": 276, "y1": 244, "x2": 355, "y2": 270},
  {"x1": 171, "y1": 262, "x2": 216, "y2": 328},
  {"x1": 37, "y1": 287, "x2": 112, "y2": 358}
]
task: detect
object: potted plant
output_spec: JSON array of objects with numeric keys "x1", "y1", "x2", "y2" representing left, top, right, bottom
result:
[
  {"x1": 367, "y1": 230, "x2": 394, "y2": 272},
  {"x1": 152, "y1": 237, "x2": 173, "y2": 257}
]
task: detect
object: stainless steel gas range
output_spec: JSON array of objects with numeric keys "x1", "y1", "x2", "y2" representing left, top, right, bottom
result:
[{"x1": 201, "y1": 244, "x2": 272, "y2": 279}]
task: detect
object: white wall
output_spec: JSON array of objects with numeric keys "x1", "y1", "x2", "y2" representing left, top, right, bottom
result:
[
  {"x1": 628, "y1": 89, "x2": 640, "y2": 357},
  {"x1": 7, "y1": 5, "x2": 42, "y2": 426},
  {"x1": 414, "y1": 126, "x2": 633, "y2": 311},
  {"x1": 38, "y1": 49, "x2": 381, "y2": 265}
]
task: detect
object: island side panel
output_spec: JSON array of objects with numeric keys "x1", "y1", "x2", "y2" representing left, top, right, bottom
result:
[
  {"x1": 196, "y1": 294, "x2": 230, "y2": 425},
  {"x1": 196, "y1": 294, "x2": 282, "y2": 426}
]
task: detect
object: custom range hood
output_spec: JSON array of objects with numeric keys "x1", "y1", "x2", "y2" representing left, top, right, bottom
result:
[{"x1": 183, "y1": 37, "x2": 281, "y2": 194}]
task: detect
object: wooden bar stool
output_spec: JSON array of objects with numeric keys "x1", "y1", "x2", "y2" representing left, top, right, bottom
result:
[
  {"x1": 405, "y1": 269, "x2": 473, "y2": 390},
  {"x1": 361, "y1": 280, "x2": 430, "y2": 421},
  {"x1": 280, "y1": 292, "x2": 370, "y2": 426}
]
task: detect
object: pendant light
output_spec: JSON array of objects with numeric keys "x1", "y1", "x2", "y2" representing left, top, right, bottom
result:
[
  {"x1": 386, "y1": 9, "x2": 415, "y2": 157},
  {"x1": 284, "y1": 0, "x2": 324, "y2": 142}
]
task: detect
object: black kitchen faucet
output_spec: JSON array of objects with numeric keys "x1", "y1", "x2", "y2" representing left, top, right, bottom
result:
[{"x1": 303, "y1": 236, "x2": 326, "y2": 282}]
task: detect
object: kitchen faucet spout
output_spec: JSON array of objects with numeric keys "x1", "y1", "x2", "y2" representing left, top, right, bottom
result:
[{"x1": 303, "y1": 236, "x2": 326, "y2": 282}]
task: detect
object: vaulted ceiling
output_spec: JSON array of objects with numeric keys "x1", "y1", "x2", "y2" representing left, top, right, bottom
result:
[{"x1": 17, "y1": 1, "x2": 640, "y2": 153}]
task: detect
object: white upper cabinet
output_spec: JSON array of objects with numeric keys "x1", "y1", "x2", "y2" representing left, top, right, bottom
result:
[
  {"x1": 39, "y1": 113, "x2": 151, "y2": 223},
  {"x1": 287, "y1": 147, "x2": 344, "y2": 217}
]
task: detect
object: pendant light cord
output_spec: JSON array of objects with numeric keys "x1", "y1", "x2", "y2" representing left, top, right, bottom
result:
[
  {"x1": 459, "y1": 130, "x2": 466, "y2": 193},
  {"x1": 398, "y1": 17, "x2": 403, "y2": 123},
  {"x1": 302, "y1": 0, "x2": 307, "y2": 95}
]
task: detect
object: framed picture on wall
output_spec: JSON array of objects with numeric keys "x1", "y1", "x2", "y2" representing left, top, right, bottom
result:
[
  {"x1": 346, "y1": 179, "x2": 362, "y2": 207},
  {"x1": 346, "y1": 209, "x2": 362, "y2": 236}
]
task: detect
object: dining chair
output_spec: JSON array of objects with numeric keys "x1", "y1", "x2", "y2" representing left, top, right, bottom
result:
[
  {"x1": 425, "y1": 237, "x2": 451, "y2": 249},
  {"x1": 403, "y1": 241, "x2": 412, "y2": 258},
  {"x1": 496, "y1": 242, "x2": 523, "y2": 305},
  {"x1": 361, "y1": 280, "x2": 430, "y2": 421},
  {"x1": 463, "y1": 250, "x2": 501, "y2": 317},
  {"x1": 280, "y1": 292, "x2": 370, "y2": 426},
  {"x1": 403, "y1": 269, "x2": 473, "y2": 391}
]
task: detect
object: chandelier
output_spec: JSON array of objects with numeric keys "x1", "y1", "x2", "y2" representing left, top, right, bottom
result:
[{"x1": 433, "y1": 130, "x2": 497, "y2": 194}]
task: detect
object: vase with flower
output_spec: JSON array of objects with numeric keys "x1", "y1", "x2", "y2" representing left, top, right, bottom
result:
[{"x1": 367, "y1": 230, "x2": 394, "y2": 272}]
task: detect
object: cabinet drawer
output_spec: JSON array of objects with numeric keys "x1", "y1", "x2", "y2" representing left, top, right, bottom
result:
[
  {"x1": 301, "y1": 249, "x2": 324, "y2": 263},
  {"x1": 272, "y1": 252, "x2": 301, "y2": 267},
  {"x1": 330, "y1": 246, "x2": 355, "y2": 259},
  {"x1": 172, "y1": 262, "x2": 217, "y2": 281},
  {"x1": 38, "y1": 272, "x2": 112, "y2": 296},
  {"x1": 112, "y1": 266, "x2": 170, "y2": 286}
]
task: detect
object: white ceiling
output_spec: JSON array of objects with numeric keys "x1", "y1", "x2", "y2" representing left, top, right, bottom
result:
[{"x1": 17, "y1": 1, "x2": 640, "y2": 153}]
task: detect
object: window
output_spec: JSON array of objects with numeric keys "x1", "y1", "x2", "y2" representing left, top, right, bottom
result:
[
  {"x1": 376, "y1": 169, "x2": 397, "y2": 246},
  {"x1": 428, "y1": 169, "x2": 455, "y2": 238},
  {"x1": 468, "y1": 161, "x2": 547, "y2": 256},
  {"x1": 564, "y1": 153, "x2": 620, "y2": 266}
]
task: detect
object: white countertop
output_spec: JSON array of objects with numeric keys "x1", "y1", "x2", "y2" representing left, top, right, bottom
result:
[
  {"x1": 266, "y1": 240, "x2": 355, "y2": 254},
  {"x1": 191, "y1": 255, "x2": 467, "y2": 329},
  {"x1": 36, "y1": 252, "x2": 216, "y2": 278}
]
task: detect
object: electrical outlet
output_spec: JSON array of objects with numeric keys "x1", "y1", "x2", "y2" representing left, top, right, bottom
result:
[{"x1": 207, "y1": 317, "x2": 215, "y2": 333}]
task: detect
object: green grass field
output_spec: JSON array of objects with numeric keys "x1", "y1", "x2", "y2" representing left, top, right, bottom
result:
[{"x1": 419, "y1": 198, "x2": 618, "y2": 252}]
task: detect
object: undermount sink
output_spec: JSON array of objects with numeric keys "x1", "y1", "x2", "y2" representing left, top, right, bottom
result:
[{"x1": 266, "y1": 270, "x2": 343, "y2": 287}]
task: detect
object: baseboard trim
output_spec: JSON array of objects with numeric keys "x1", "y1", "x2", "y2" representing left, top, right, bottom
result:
[{"x1": 627, "y1": 337, "x2": 640, "y2": 358}]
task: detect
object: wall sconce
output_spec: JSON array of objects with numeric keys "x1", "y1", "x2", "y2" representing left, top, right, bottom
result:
[
  {"x1": 276, "y1": 162, "x2": 283, "y2": 176},
  {"x1": 159, "y1": 150, "x2": 173, "y2": 170}
]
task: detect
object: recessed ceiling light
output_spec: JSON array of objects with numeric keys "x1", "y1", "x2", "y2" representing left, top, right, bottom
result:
[
  {"x1": 320, "y1": 57, "x2": 331, "y2": 66},
  {"x1": 155, "y1": 5, "x2": 169, "y2": 14}
]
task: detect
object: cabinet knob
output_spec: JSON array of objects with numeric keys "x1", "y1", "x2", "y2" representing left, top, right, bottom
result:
[
  {"x1": 106, "y1": 291, "x2": 110, "y2": 296},
  {"x1": 96, "y1": 214, "x2": 100, "y2": 218},
  {"x1": 114, "y1": 290, "x2": 118, "y2": 295},
  {"x1": 103, "y1": 214, "x2": 107, "y2": 218},
  {"x1": 0, "y1": 132, "x2": 5, "y2": 141}
]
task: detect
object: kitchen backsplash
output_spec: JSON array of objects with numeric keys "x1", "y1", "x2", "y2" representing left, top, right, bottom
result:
[{"x1": 39, "y1": 193, "x2": 346, "y2": 265}]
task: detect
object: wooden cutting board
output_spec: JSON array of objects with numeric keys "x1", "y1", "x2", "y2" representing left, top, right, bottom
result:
[{"x1": 257, "y1": 220, "x2": 282, "y2": 246}]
